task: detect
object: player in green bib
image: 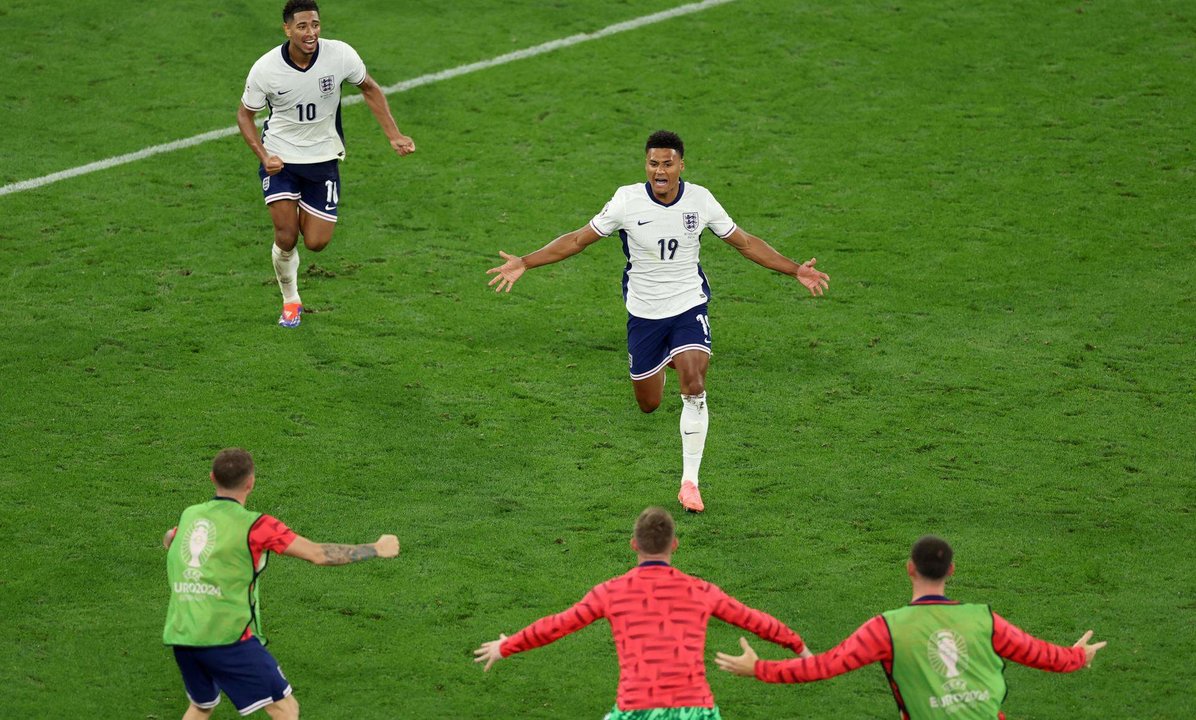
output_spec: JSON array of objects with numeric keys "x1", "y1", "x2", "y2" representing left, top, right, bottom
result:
[
  {"x1": 716, "y1": 536, "x2": 1106, "y2": 719},
  {"x1": 163, "y1": 448, "x2": 400, "y2": 719}
]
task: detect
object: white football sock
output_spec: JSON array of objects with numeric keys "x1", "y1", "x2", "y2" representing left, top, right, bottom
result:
[
  {"x1": 680, "y1": 392, "x2": 708, "y2": 485},
  {"x1": 272, "y1": 243, "x2": 301, "y2": 304}
]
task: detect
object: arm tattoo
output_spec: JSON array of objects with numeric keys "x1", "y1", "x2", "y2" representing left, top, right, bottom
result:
[{"x1": 319, "y1": 543, "x2": 378, "y2": 565}]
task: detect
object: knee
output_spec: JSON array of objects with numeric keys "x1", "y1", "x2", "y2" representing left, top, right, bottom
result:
[
  {"x1": 637, "y1": 398, "x2": 661, "y2": 414},
  {"x1": 302, "y1": 237, "x2": 330, "y2": 252},
  {"x1": 265, "y1": 696, "x2": 299, "y2": 720},
  {"x1": 680, "y1": 377, "x2": 706, "y2": 397},
  {"x1": 273, "y1": 229, "x2": 298, "y2": 251}
]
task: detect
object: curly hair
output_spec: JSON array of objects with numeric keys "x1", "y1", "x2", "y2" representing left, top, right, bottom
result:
[
  {"x1": 283, "y1": 0, "x2": 320, "y2": 23},
  {"x1": 645, "y1": 130, "x2": 684, "y2": 158}
]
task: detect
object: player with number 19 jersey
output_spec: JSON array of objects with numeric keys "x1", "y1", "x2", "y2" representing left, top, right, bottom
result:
[
  {"x1": 590, "y1": 180, "x2": 736, "y2": 321},
  {"x1": 241, "y1": 38, "x2": 366, "y2": 164},
  {"x1": 486, "y1": 131, "x2": 829, "y2": 514}
]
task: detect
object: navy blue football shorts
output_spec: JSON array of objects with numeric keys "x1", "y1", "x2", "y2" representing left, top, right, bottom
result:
[
  {"x1": 259, "y1": 159, "x2": 340, "y2": 223},
  {"x1": 173, "y1": 637, "x2": 292, "y2": 716},
  {"x1": 627, "y1": 303, "x2": 712, "y2": 380}
]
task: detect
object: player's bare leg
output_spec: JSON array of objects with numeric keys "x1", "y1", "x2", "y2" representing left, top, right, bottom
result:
[
  {"x1": 673, "y1": 350, "x2": 710, "y2": 512},
  {"x1": 632, "y1": 371, "x2": 666, "y2": 413},
  {"x1": 181, "y1": 703, "x2": 214, "y2": 720},
  {"x1": 297, "y1": 209, "x2": 335, "y2": 252},
  {"x1": 263, "y1": 695, "x2": 299, "y2": 720},
  {"x1": 269, "y1": 200, "x2": 304, "y2": 327}
]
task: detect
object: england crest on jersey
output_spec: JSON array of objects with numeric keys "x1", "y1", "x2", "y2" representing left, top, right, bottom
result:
[
  {"x1": 683, "y1": 212, "x2": 699, "y2": 232},
  {"x1": 319, "y1": 75, "x2": 336, "y2": 95}
]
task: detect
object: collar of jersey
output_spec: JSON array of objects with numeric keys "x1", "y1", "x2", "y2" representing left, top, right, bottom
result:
[
  {"x1": 911, "y1": 595, "x2": 956, "y2": 604},
  {"x1": 280, "y1": 40, "x2": 320, "y2": 73},
  {"x1": 637, "y1": 560, "x2": 671, "y2": 567},
  {"x1": 642, "y1": 179, "x2": 686, "y2": 208}
]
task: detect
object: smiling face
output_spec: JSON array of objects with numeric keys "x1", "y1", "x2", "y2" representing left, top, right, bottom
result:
[
  {"x1": 284, "y1": 10, "x2": 321, "y2": 60},
  {"x1": 645, "y1": 148, "x2": 684, "y2": 203}
]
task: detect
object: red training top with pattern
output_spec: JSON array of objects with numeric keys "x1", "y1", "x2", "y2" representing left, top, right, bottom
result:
[
  {"x1": 753, "y1": 597, "x2": 1087, "y2": 719},
  {"x1": 500, "y1": 562, "x2": 806, "y2": 711},
  {"x1": 241, "y1": 514, "x2": 296, "y2": 641},
  {"x1": 248, "y1": 514, "x2": 297, "y2": 568}
]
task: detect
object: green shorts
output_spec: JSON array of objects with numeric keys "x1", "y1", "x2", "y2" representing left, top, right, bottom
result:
[{"x1": 604, "y1": 706, "x2": 722, "y2": 720}]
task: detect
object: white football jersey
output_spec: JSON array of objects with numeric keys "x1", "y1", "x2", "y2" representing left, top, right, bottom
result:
[
  {"x1": 589, "y1": 180, "x2": 736, "y2": 319},
  {"x1": 241, "y1": 39, "x2": 367, "y2": 164}
]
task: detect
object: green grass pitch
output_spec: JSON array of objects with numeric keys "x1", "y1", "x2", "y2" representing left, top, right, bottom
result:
[{"x1": 1, "y1": 1, "x2": 1193, "y2": 717}]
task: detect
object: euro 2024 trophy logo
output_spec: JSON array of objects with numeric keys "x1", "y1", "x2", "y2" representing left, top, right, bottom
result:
[
  {"x1": 928, "y1": 629, "x2": 968, "y2": 679},
  {"x1": 926, "y1": 628, "x2": 993, "y2": 711},
  {"x1": 180, "y1": 519, "x2": 216, "y2": 582}
]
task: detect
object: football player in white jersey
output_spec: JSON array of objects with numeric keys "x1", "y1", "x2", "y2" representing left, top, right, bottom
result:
[
  {"x1": 236, "y1": 0, "x2": 415, "y2": 328},
  {"x1": 487, "y1": 131, "x2": 829, "y2": 513}
]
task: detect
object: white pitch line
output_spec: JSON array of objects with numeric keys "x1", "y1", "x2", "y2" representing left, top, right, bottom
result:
[{"x1": 0, "y1": 0, "x2": 736, "y2": 198}]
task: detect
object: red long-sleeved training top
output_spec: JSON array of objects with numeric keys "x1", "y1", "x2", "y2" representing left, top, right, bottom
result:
[
  {"x1": 754, "y1": 597, "x2": 1087, "y2": 719},
  {"x1": 501, "y1": 562, "x2": 806, "y2": 711}
]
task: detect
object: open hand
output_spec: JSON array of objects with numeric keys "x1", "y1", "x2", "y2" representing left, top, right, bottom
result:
[
  {"x1": 1073, "y1": 630, "x2": 1106, "y2": 667},
  {"x1": 796, "y1": 258, "x2": 829, "y2": 297},
  {"x1": 473, "y1": 634, "x2": 508, "y2": 671},
  {"x1": 714, "y1": 636, "x2": 759, "y2": 677},
  {"x1": 486, "y1": 251, "x2": 526, "y2": 293}
]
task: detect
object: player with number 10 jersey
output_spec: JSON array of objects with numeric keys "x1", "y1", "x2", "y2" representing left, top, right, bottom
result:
[{"x1": 236, "y1": 0, "x2": 416, "y2": 328}]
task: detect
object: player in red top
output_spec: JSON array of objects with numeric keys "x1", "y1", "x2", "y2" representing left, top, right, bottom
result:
[
  {"x1": 715, "y1": 535, "x2": 1106, "y2": 719},
  {"x1": 473, "y1": 507, "x2": 812, "y2": 719}
]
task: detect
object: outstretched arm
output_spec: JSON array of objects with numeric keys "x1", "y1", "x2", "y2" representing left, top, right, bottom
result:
[
  {"x1": 486, "y1": 224, "x2": 603, "y2": 293},
  {"x1": 473, "y1": 587, "x2": 606, "y2": 671},
  {"x1": 722, "y1": 227, "x2": 829, "y2": 297},
  {"x1": 991, "y1": 613, "x2": 1104, "y2": 671},
  {"x1": 282, "y1": 534, "x2": 400, "y2": 565},
  {"x1": 356, "y1": 74, "x2": 415, "y2": 156},
  {"x1": 717, "y1": 615, "x2": 891, "y2": 683},
  {"x1": 712, "y1": 591, "x2": 810, "y2": 656}
]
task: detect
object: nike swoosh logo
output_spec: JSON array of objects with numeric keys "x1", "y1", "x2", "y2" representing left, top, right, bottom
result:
[
  {"x1": 278, "y1": 89, "x2": 292, "y2": 95},
  {"x1": 683, "y1": 431, "x2": 699, "y2": 435},
  {"x1": 325, "y1": 204, "x2": 336, "y2": 211},
  {"x1": 637, "y1": 220, "x2": 652, "y2": 225}
]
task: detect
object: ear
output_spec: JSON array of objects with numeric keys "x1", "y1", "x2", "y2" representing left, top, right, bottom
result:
[
  {"x1": 671, "y1": 537, "x2": 679, "y2": 552},
  {"x1": 946, "y1": 563, "x2": 955, "y2": 578},
  {"x1": 245, "y1": 474, "x2": 256, "y2": 492},
  {"x1": 630, "y1": 537, "x2": 639, "y2": 552},
  {"x1": 906, "y1": 559, "x2": 917, "y2": 578},
  {"x1": 210, "y1": 472, "x2": 218, "y2": 487}
]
